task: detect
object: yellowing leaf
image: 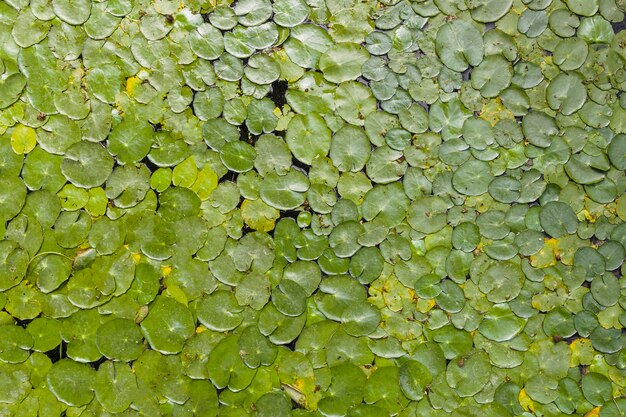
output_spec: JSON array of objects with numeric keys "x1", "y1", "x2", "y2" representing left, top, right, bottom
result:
[
  {"x1": 10, "y1": 124, "x2": 36, "y2": 154},
  {"x1": 86, "y1": 187, "x2": 108, "y2": 217},
  {"x1": 172, "y1": 156, "x2": 198, "y2": 188},
  {"x1": 530, "y1": 238, "x2": 557, "y2": 268},
  {"x1": 416, "y1": 298, "x2": 436, "y2": 313},
  {"x1": 518, "y1": 388, "x2": 535, "y2": 412},
  {"x1": 271, "y1": 49, "x2": 305, "y2": 82},
  {"x1": 569, "y1": 338, "x2": 596, "y2": 367},
  {"x1": 241, "y1": 199, "x2": 280, "y2": 232},
  {"x1": 58, "y1": 184, "x2": 89, "y2": 211},
  {"x1": 161, "y1": 265, "x2": 172, "y2": 277},
  {"x1": 282, "y1": 378, "x2": 321, "y2": 410},
  {"x1": 580, "y1": 208, "x2": 597, "y2": 223},
  {"x1": 125, "y1": 76, "x2": 142, "y2": 97},
  {"x1": 191, "y1": 166, "x2": 218, "y2": 200},
  {"x1": 585, "y1": 407, "x2": 601, "y2": 417},
  {"x1": 597, "y1": 304, "x2": 623, "y2": 330},
  {"x1": 479, "y1": 97, "x2": 514, "y2": 126},
  {"x1": 164, "y1": 285, "x2": 188, "y2": 306}
]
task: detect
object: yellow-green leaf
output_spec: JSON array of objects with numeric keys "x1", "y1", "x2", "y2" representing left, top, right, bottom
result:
[{"x1": 10, "y1": 124, "x2": 36, "y2": 154}]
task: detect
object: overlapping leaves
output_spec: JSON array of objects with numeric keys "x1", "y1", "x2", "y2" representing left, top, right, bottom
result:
[{"x1": 0, "y1": 0, "x2": 625, "y2": 416}]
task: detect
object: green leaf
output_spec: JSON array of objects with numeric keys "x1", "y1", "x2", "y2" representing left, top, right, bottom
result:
[
  {"x1": 539, "y1": 201, "x2": 578, "y2": 238},
  {"x1": 319, "y1": 43, "x2": 370, "y2": 83},
  {"x1": 436, "y1": 20, "x2": 484, "y2": 72},
  {"x1": 471, "y1": 55, "x2": 513, "y2": 98},
  {"x1": 286, "y1": 113, "x2": 332, "y2": 165},
  {"x1": 273, "y1": 0, "x2": 310, "y2": 27},
  {"x1": 566, "y1": 0, "x2": 599, "y2": 16},
  {"x1": 61, "y1": 142, "x2": 114, "y2": 188},
  {"x1": 94, "y1": 361, "x2": 137, "y2": 413},
  {"x1": 108, "y1": 118, "x2": 154, "y2": 164},
  {"x1": 478, "y1": 304, "x2": 526, "y2": 342},
  {"x1": 238, "y1": 325, "x2": 278, "y2": 368},
  {"x1": 0, "y1": 74, "x2": 26, "y2": 109},
  {"x1": 398, "y1": 358, "x2": 432, "y2": 401},
  {"x1": 47, "y1": 359, "x2": 95, "y2": 406},
  {"x1": 478, "y1": 261, "x2": 525, "y2": 303},
  {"x1": 10, "y1": 125, "x2": 37, "y2": 155},
  {"x1": 581, "y1": 373, "x2": 612, "y2": 406},
  {"x1": 452, "y1": 160, "x2": 493, "y2": 196},
  {"x1": 95, "y1": 318, "x2": 145, "y2": 361},
  {"x1": 0, "y1": 176, "x2": 27, "y2": 220},
  {"x1": 140, "y1": 296, "x2": 196, "y2": 354},
  {"x1": 546, "y1": 73, "x2": 586, "y2": 115},
  {"x1": 468, "y1": 0, "x2": 513, "y2": 22},
  {"x1": 0, "y1": 325, "x2": 33, "y2": 363},
  {"x1": 0, "y1": 241, "x2": 29, "y2": 292},
  {"x1": 260, "y1": 170, "x2": 310, "y2": 210},
  {"x1": 446, "y1": 350, "x2": 491, "y2": 397},
  {"x1": 195, "y1": 290, "x2": 244, "y2": 332}
]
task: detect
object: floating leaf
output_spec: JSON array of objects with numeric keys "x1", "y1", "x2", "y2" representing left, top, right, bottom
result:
[
  {"x1": 286, "y1": 113, "x2": 331, "y2": 165},
  {"x1": 47, "y1": 359, "x2": 95, "y2": 406},
  {"x1": 0, "y1": 325, "x2": 33, "y2": 363},
  {"x1": 436, "y1": 20, "x2": 484, "y2": 72},
  {"x1": 10, "y1": 125, "x2": 37, "y2": 155},
  {"x1": 260, "y1": 171, "x2": 310, "y2": 210},
  {"x1": 61, "y1": 142, "x2": 114, "y2": 188},
  {"x1": 195, "y1": 291, "x2": 244, "y2": 332},
  {"x1": 94, "y1": 361, "x2": 137, "y2": 413},
  {"x1": 319, "y1": 43, "x2": 370, "y2": 84},
  {"x1": 140, "y1": 296, "x2": 195, "y2": 354},
  {"x1": 95, "y1": 318, "x2": 145, "y2": 361}
]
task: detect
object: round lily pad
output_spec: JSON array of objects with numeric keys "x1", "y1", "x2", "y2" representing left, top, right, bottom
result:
[
  {"x1": 30, "y1": 254, "x2": 72, "y2": 293},
  {"x1": 436, "y1": 20, "x2": 484, "y2": 72},
  {"x1": 0, "y1": 241, "x2": 29, "y2": 292},
  {"x1": 140, "y1": 296, "x2": 195, "y2": 354},
  {"x1": 341, "y1": 301, "x2": 380, "y2": 337},
  {"x1": 546, "y1": 73, "x2": 586, "y2": 115},
  {"x1": 46, "y1": 359, "x2": 95, "y2": 406},
  {"x1": 272, "y1": 279, "x2": 307, "y2": 317},
  {"x1": 452, "y1": 160, "x2": 492, "y2": 196},
  {"x1": 195, "y1": 290, "x2": 244, "y2": 332},
  {"x1": 61, "y1": 142, "x2": 114, "y2": 188},
  {"x1": 260, "y1": 171, "x2": 310, "y2": 210},
  {"x1": 446, "y1": 350, "x2": 491, "y2": 397},
  {"x1": 273, "y1": 0, "x2": 309, "y2": 27},
  {"x1": 608, "y1": 134, "x2": 626, "y2": 170},
  {"x1": 108, "y1": 118, "x2": 154, "y2": 164},
  {"x1": 582, "y1": 372, "x2": 612, "y2": 406},
  {"x1": 469, "y1": 0, "x2": 513, "y2": 22},
  {"x1": 286, "y1": 113, "x2": 332, "y2": 165},
  {"x1": 318, "y1": 43, "x2": 370, "y2": 84},
  {"x1": 452, "y1": 222, "x2": 481, "y2": 252},
  {"x1": 478, "y1": 304, "x2": 526, "y2": 342},
  {"x1": 539, "y1": 201, "x2": 578, "y2": 238},
  {"x1": 220, "y1": 141, "x2": 256, "y2": 173},
  {"x1": 0, "y1": 177, "x2": 27, "y2": 221},
  {"x1": 478, "y1": 262, "x2": 524, "y2": 303},
  {"x1": 407, "y1": 196, "x2": 449, "y2": 234},
  {"x1": 95, "y1": 361, "x2": 137, "y2": 413},
  {"x1": 95, "y1": 318, "x2": 145, "y2": 361},
  {"x1": 0, "y1": 325, "x2": 33, "y2": 363}
]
